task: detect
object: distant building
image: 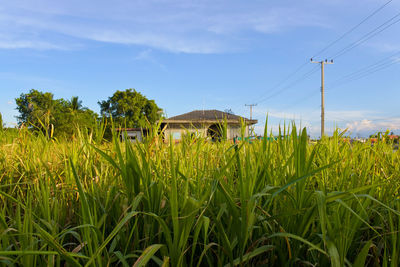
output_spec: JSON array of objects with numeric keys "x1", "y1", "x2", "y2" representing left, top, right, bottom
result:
[
  {"x1": 160, "y1": 109, "x2": 257, "y2": 141},
  {"x1": 116, "y1": 128, "x2": 149, "y2": 142},
  {"x1": 116, "y1": 110, "x2": 258, "y2": 142},
  {"x1": 369, "y1": 134, "x2": 399, "y2": 144},
  {"x1": 387, "y1": 135, "x2": 399, "y2": 141}
]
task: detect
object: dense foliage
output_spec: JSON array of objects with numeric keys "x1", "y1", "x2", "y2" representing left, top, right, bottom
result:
[
  {"x1": 98, "y1": 89, "x2": 162, "y2": 128},
  {"x1": 15, "y1": 90, "x2": 97, "y2": 138},
  {"x1": 0, "y1": 124, "x2": 399, "y2": 266}
]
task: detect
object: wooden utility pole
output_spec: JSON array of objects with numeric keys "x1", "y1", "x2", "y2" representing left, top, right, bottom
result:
[
  {"x1": 311, "y1": 58, "x2": 333, "y2": 137},
  {"x1": 245, "y1": 104, "x2": 257, "y2": 120}
]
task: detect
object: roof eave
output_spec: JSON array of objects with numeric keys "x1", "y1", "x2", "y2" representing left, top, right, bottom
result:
[{"x1": 160, "y1": 119, "x2": 258, "y2": 125}]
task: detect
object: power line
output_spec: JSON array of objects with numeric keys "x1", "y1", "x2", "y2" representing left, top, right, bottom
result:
[
  {"x1": 280, "y1": 90, "x2": 319, "y2": 110},
  {"x1": 311, "y1": 59, "x2": 334, "y2": 136},
  {"x1": 330, "y1": 11, "x2": 400, "y2": 59},
  {"x1": 256, "y1": 65, "x2": 319, "y2": 104},
  {"x1": 328, "y1": 51, "x2": 400, "y2": 88},
  {"x1": 326, "y1": 54, "x2": 400, "y2": 90},
  {"x1": 311, "y1": 0, "x2": 393, "y2": 59},
  {"x1": 243, "y1": 0, "x2": 396, "y2": 130},
  {"x1": 329, "y1": 61, "x2": 400, "y2": 89},
  {"x1": 250, "y1": 62, "x2": 311, "y2": 104},
  {"x1": 250, "y1": 0, "x2": 394, "y2": 106},
  {"x1": 245, "y1": 103, "x2": 257, "y2": 120},
  {"x1": 280, "y1": 58, "x2": 399, "y2": 124},
  {"x1": 280, "y1": 54, "x2": 399, "y2": 117}
]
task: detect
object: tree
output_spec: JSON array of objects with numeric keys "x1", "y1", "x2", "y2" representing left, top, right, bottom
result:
[
  {"x1": 0, "y1": 112, "x2": 3, "y2": 130},
  {"x1": 16, "y1": 89, "x2": 63, "y2": 133},
  {"x1": 56, "y1": 96, "x2": 97, "y2": 137},
  {"x1": 69, "y1": 96, "x2": 83, "y2": 112},
  {"x1": 15, "y1": 89, "x2": 97, "y2": 138},
  {"x1": 98, "y1": 89, "x2": 162, "y2": 128}
]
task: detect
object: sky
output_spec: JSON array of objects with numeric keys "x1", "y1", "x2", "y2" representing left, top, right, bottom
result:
[{"x1": 1, "y1": 0, "x2": 400, "y2": 138}]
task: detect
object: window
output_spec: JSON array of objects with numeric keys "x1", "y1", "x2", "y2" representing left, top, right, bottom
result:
[{"x1": 172, "y1": 132, "x2": 181, "y2": 140}]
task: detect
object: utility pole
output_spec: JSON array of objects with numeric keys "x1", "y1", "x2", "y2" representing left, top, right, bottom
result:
[
  {"x1": 311, "y1": 58, "x2": 333, "y2": 137},
  {"x1": 245, "y1": 104, "x2": 257, "y2": 137},
  {"x1": 245, "y1": 104, "x2": 257, "y2": 120}
]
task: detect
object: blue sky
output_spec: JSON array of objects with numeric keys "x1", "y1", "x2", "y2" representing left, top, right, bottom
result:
[{"x1": 1, "y1": 0, "x2": 400, "y2": 137}]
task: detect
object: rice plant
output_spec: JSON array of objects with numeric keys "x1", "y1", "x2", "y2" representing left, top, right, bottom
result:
[{"x1": 0, "y1": 122, "x2": 399, "y2": 266}]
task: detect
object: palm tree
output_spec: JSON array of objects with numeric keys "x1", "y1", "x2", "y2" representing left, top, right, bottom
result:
[
  {"x1": 69, "y1": 96, "x2": 83, "y2": 112},
  {"x1": 68, "y1": 97, "x2": 87, "y2": 135},
  {"x1": 68, "y1": 96, "x2": 85, "y2": 122}
]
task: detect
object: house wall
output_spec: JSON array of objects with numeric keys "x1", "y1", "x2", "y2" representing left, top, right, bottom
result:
[
  {"x1": 228, "y1": 125, "x2": 242, "y2": 139},
  {"x1": 121, "y1": 131, "x2": 143, "y2": 142},
  {"x1": 163, "y1": 124, "x2": 251, "y2": 141},
  {"x1": 164, "y1": 125, "x2": 207, "y2": 141}
]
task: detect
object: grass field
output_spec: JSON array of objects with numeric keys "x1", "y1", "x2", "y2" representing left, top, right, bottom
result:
[{"x1": 0, "y1": 124, "x2": 399, "y2": 266}]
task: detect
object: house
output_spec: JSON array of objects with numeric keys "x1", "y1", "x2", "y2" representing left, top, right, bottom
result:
[
  {"x1": 160, "y1": 109, "x2": 257, "y2": 141},
  {"x1": 387, "y1": 135, "x2": 399, "y2": 142},
  {"x1": 116, "y1": 128, "x2": 149, "y2": 142}
]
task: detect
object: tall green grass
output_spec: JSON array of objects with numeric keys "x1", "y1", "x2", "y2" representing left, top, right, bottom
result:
[{"x1": 0, "y1": 122, "x2": 399, "y2": 266}]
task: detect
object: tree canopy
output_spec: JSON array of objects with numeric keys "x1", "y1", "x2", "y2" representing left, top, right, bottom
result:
[
  {"x1": 15, "y1": 89, "x2": 97, "y2": 138},
  {"x1": 98, "y1": 89, "x2": 162, "y2": 128}
]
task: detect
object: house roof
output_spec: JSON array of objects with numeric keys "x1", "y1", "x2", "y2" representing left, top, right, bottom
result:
[
  {"x1": 163, "y1": 110, "x2": 257, "y2": 125},
  {"x1": 115, "y1": 128, "x2": 147, "y2": 132}
]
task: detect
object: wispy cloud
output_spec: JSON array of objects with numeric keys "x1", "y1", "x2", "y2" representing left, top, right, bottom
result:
[
  {"x1": 345, "y1": 118, "x2": 400, "y2": 135},
  {"x1": 0, "y1": 39, "x2": 67, "y2": 50},
  {"x1": 0, "y1": 0, "x2": 328, "y2": 53},
  {"x1": 0, "y1": 72, "x2": 62, "y2": 84},
  {"x1": 251, "y1": 107, "x2": 400, "y2": 136},
  {"x1": 366, "y1": 42, "x2": 400, "y2": 53},
  {"x1": 134, "y1": 49, "x2": 166, "y2": 70},
  {"x1": 134, "y1": 49, "x2": 154, "y2": 61},
  {"x1": 254, "y1": 107, "x2": 380, "y2": 123}
]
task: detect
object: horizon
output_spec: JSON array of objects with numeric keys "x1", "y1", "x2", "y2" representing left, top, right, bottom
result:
[{"x1": 1, "y1": 0, "x2": 399, "y2": 138}]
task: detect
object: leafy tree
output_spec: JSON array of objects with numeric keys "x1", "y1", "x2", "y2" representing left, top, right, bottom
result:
[
  {"x1": 69, "y1": 96, "x2": 83, "y2": 112},
  {"x1": 56, "y1": 96, "x2": 97, "y2": 137},
  {"x1": 16, "y1": 89, "x2": 63, "y2": 134},
  {"x1": 15, "y1": 89, "x2": 97, "y2": 138},
  {"x1": 98, "y1": 89, "x2": 162, "y2": 128}
]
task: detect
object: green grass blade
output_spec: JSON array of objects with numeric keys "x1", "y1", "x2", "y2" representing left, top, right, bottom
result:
[{"x1": 132, "y1": 244, "x2": 164, "y2": 267}]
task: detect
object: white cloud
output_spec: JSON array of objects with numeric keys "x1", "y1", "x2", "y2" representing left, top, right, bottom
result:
[
  {"x1": 325, "y1": 110, "x2": 376, "y2": 122},
  {"x1": 0, "y1": 0, "x2": 328, "y2": 53},
  {"x1": 0, "y1": 72, "x2": 62, "y2": 84},
  {"x1": 250, "y1": 107, "x2": 400, "y2": 137},
  {"x1": 0, "y1": 39, "x2": 67, "y2": 50},
  {"x1": 254, "y1": 107, "x2": 380, "y2": 123},
  {"x1": 0, "y1": 0, "x2": 397, "y2": 54},
  {"x1": 134, "y1": 49, "x2": 153, "y2": 61},
  {"x1": 346, "y1": 118, "x2": 400, "y2": 134},
  {"x1": 134, "y1": 49, "x2": 166, "y2": 69}
]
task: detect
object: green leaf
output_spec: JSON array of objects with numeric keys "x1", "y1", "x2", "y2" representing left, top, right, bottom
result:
[
  {"x1": 33, "y1": 222, "x2": 82, "y2": 267},
  {"x1": 133, "y1": 244, "x2": 164, "y2": 267},
  {"x1": 224, "y1": 245, "x2": 274, "y2": 267},
  {"x1": 84, "y1": 211, "x2": 138, "y2": 267},
  {"x1": 353, "y1": 240, "x2": 372, "y2": 267},
  {"x1": 269, "y1": 232, "x2": 327, "y2": 255}
]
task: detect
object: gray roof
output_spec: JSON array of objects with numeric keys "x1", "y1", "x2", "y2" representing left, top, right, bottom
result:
[{"x1": 164, "y1": 110, "x2": 257, "y2": 125}]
